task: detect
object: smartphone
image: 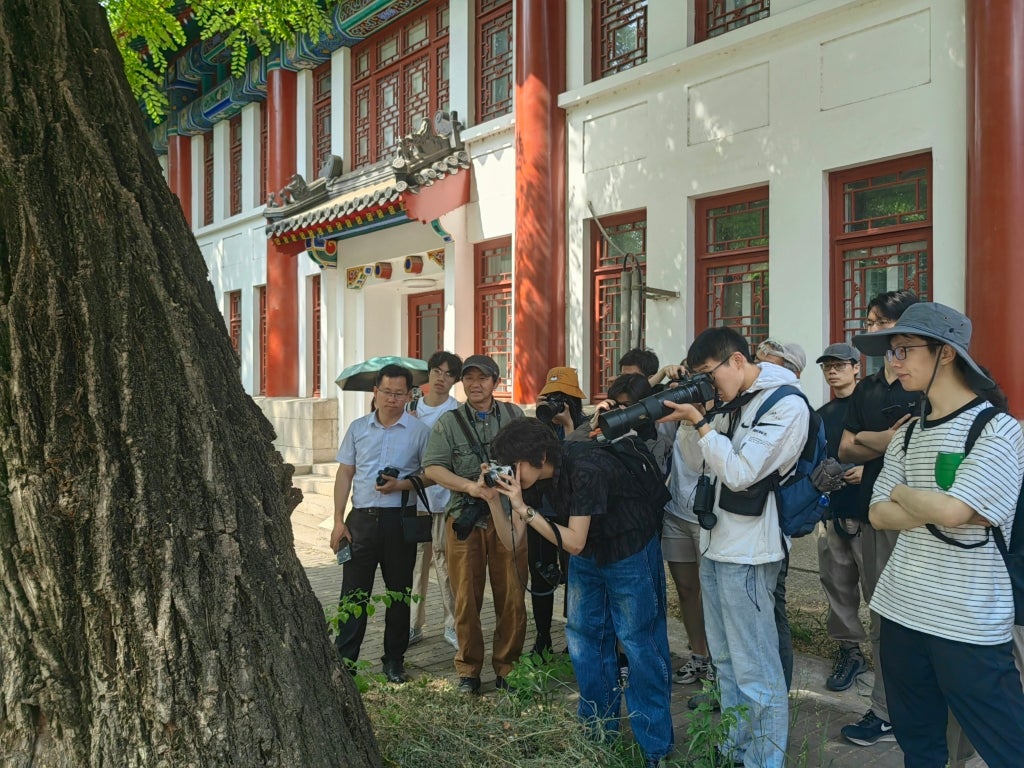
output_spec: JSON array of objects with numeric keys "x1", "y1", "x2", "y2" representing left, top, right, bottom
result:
[
  {"x1": 881, "y1": 401, "x2": 918, "y2": 422},
  {"x1": 336, "y1": 540, "x2": 352, "y2": 565}
]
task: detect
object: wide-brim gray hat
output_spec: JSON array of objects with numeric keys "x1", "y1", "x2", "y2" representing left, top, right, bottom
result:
[{"x1": 852, "y1": 302, "x2": 994, "y2": 389}]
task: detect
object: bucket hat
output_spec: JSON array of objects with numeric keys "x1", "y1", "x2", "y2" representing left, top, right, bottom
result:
[
  {"x1": 539, "y1": 367, "x2": 586, "y2": 399},
  {"x1": 852, "y1": 302, "x2": 994, "y2": 389}
]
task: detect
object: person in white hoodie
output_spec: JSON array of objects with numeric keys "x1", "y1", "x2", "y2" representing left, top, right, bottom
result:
[{"x1": 660, "y1": 326, "x2": 806, "y2": 768}]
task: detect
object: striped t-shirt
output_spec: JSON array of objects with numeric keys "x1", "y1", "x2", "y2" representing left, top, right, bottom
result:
[{"x1": 870, "y1": 399, "x2": 1023, "y2": 645}]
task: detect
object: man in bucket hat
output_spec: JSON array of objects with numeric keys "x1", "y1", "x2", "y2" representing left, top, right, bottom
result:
[{"x1": 852, "y1": 302, "x2": 1024, "y2": 766}]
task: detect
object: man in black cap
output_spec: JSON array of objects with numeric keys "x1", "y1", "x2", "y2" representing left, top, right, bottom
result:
[
  {"x1": 853, "y1": 302, "x2": 1024, "y2": 767},
  {"x1": 814, "y1": 343, "x2": 868, "y2": 692},
  {"x1": 422, "y1": 355, "x2": 527, "y2": 694}
]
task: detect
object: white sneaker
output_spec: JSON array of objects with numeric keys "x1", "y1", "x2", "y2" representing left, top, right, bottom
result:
[
  {"x1": 444, "y1": 626, "x2": 458, "y2": 650},
  {"x1": 674, "y1": 654, "x2": 714, "y2": 685},
  {"x1": 408, "y1": 627, "x2": 424, "y2": 646}
]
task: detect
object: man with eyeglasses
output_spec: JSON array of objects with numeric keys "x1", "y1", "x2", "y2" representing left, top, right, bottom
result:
[
  {"x1": 408, "y1": 351, "x2": 463, "y2": 651},
  {"x1": 330, "y1": 364, "x2": 432, "y2": 683},
  {"x1": 813, "y1": 343, "x2": 869, "y2": 692},
  {"x1": 836, "y1": 289, "x2": 920, "y2": 745},
  {"x1": 660, "y1": 326, "x2": 807, "y2": 768}
]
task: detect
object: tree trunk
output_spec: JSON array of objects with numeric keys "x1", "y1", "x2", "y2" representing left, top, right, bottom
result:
[{"x1": 0, "y1": 2, "x2": 380, "y2": 766}]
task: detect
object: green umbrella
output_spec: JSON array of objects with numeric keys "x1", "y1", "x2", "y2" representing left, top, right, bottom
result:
[{"x1": 334, "y1": 356, "x2": 429, "y2": 392}]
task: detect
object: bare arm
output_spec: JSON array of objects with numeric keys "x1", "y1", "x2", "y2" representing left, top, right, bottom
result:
[
  {"x1": 839, "y1": 428, "x2": 883, "y2": 463},
  {"x1": 423, "y1": 464, "x2": 479, "y2": 497},
  {"x1": 330, "y1": 463, "x2": 356, "y2": 551},
  {"x1": 869, "y1": 485, "x2": 985, "y2": 530}
]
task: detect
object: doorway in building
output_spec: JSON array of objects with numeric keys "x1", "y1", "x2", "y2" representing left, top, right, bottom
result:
[{"x1": 408, "y1": 290, "x2": 444, "y2": 362}]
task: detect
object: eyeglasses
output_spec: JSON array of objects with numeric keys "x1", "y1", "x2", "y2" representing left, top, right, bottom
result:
[
  {"x1": 885, "y1": 344, "x2": 930, "y2": 362},
  {"x1": 376, "y1": 389, "x2": 409, "y2": 400},
  {"x1": 695, "y1": 357, "x2": 731, "y2": 380},
  {"x1": 865, "y1": 317, "x2": 896, "y2": 330},
  {"x1": 430, "y1": 367, "x2": 455, "y2": 380},
  {"x1": 819, "y1": 361, "x2": 854, "y2": 372}
]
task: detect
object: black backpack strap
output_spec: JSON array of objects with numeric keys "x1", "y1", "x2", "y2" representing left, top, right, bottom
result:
[{"x1": 923, "y1": 406, "x2": 1002, "y2": 549}]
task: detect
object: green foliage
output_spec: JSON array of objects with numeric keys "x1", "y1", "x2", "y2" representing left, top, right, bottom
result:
[
  {"x1": 684, "y1": 681, "x2": 750, "y2": 768},
  {"x1": 326, "y1": 588, "x2": 421, "y2": 637},
  {"x1": 500, "y1": 649, "x2": 575, "y2": 708},
  {"x1": 103, "y1": 0, "x2": 337, "y2": 121}
]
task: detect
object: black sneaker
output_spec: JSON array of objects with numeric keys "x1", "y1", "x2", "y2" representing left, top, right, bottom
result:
[
  {"x1": 826, "y1": 646, "x2": 867, "y2": 692},
  {"x1": 457, "y1": 676, "x2": 481, "y2": 695},
  {"x1": 382, "y1": 659, "x2": 408, "y2": 684},
  {"x1": 687, "y1": 689, "x2": 721, "y2": 712},
  {"x1": 841, "y1": 709, "x2": 895, "y2": 746}
]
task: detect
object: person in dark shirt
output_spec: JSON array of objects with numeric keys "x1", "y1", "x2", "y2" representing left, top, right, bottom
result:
[
  {"x1": 484, "y1": 418, "x2": 673, "y2": 768},
  {"x1": 837, "y1": 289, "x2": 919, "y2": 746},
  {"x1": 813, "y1": 343, "x2": 868, "y2": 693}
]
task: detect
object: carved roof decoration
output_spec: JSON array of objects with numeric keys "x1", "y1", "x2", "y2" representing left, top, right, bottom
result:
[{"x1": 264, "y1": 112, "x2": 470, "y2": 245}]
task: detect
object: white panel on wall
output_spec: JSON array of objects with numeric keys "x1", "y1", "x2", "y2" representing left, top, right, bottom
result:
[
  {"x1": 820, "y1": 11, "x2": 931, "y2": 111},
  {"x1": 687, "y1": 63, "x2": 770, "y2": 146},
  {"x1": 583, "y1": 102, "x2": 649, "y2": 172}
]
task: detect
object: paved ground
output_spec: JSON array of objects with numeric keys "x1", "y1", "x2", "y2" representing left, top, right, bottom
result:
[{"x1": 291, "y1": 469, "x2": 983, "y2": 767}]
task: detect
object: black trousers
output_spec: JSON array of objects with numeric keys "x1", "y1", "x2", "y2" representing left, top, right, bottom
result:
[
  {"x1": 773, "y1": 554, "x2": 793, "y2": 690},
  {"x1": 335, "y1": 507, "x2": 417, "y2": 665},
  {"x1": 880, "y1": 617, "x2": 1024, "y2": 768},
  {"x1": 527, "y1": 523, "x2": 567, "y2": 653}
]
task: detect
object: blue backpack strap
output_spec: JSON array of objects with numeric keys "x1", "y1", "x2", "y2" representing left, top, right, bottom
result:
[{"x1": 752, "y1": 384, "x2": 807, "y2": 427}]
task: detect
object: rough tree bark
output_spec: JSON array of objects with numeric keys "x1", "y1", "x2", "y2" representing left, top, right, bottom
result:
[{"x1": 0, "y1": 2, "x2": 380, "y2": 766}]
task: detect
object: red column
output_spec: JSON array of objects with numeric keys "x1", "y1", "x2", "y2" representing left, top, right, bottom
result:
[
  {"x1": 513, "y1": 0, "x2": 566, "y2": 403},
  {"x1": 167, "y1": 134, "x2": 192, "y2": 230},
  {"x1": 264, "y1": 67, "x2": 299, "y2": 397},
  {"x1": 966, "y1": 2, "x2": 1024, "y2": 413}
]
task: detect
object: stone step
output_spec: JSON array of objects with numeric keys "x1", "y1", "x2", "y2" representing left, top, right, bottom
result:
[
  {"x1": 311, "y1": 461, "x2": 339, "y2": 477},
  {"x1": 293, "y1": 473, "x2": 335, "y2": 497}
]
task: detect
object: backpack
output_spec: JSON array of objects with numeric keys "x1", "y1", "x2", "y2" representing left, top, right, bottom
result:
[
  {"x1": 902, "y1": 407, "x2": 1024, "y2": 625},
  {"x1": 751, "y1": 385, "x2": 830, "y2": 538},
  {"x1": 566, "y1": 433, "x2": 672, "y2": 512}
]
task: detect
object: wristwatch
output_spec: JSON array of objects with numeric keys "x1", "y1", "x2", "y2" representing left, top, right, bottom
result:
[{"x1": 520, "y1": 506, "x2": 536, "y2": 523}]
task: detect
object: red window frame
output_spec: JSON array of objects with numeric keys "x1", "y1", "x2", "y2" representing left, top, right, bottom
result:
[
  {"x1": 474, "y1": 238, "x2": 513, "y2": 400},
  {"x1": 593, "y1": 0, "x2": 648, "y2": 80},
  {"x1": 311, "y1": 275, "x2": 322, "y2": 397},
  {"x1": 476, "y1": 0, "x2": 513, "y2": 122},
  {"x1": 694, "y1": 0, "x2": 770, "y2": 43},
  {"x1": 350, "y1": 1, "x2": 450, "y2": 169},
  {"x1": 694, "y1": 187, "x2": 770, "y2": 349},
  {"x1": 257, "y1": 285, "x2": 267, "y2": 396},
  {"x1": 228, "y1": 290, "x2": 242, "y2": 358},
  {"x1": 407, "y1": 290, "x2": 444, "y2": 362},
  {"x1": 229, "y1": 115, "x2": 242, "y2": 216},
  {"x1": 260, "y1": 100, "x2": 268, "y2": 204},
  {"x1": 202, "y1": 132, "x2": 214, "y2": 226},
  {"x1": 828, "y1": 153, "x2": 933, "y2": 348},
  {"x1": 590, "y1": 211, "x2": 648, "y2": 400},
  {"x1": 312, "y1": 60, "x2": 332, "y2": 176}
]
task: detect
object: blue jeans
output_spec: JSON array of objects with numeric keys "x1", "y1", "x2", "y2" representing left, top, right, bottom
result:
[
  {"x1": 701, "y1": 558, "x2": 788, "y2": 768},
  {"x1": 566, "y1": 535, "x2": 673, "y2": 763}
]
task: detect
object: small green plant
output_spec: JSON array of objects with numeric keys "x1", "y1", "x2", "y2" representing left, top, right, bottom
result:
[
  {"x1": 684, "y1": 681, "x2": 749, "y2": 768},
  {"x1": 500, "y1": 649, "x2": 575, "y2": 707}
]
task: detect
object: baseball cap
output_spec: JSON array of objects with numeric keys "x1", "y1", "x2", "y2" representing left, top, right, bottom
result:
[
  {"x1": 539, "y1": 367, "x2": 586, "y2": 399},
  {"x1": 461, "y1": 354, "x2": 500, "y2": 379},
  {"x1": 852, "y1": 302, "x2": 994, "y2": 389},
  {"x1": 815, "y1": 343, "x2": 859, "y2": 364}
]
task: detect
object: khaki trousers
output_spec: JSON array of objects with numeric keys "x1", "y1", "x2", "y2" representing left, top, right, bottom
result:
[
  {"x1": 860, "y1": 523, "x2": 899, "y2": 722},
  {"x1": 412, "y1": 512, "x2": 456, "y2": 633},
  {"x1": 817, "y1": 519, "x2": 868, "y2": 645},
  {"x1": 445, "y1": 521, "x2": 528, "y2": 678}
]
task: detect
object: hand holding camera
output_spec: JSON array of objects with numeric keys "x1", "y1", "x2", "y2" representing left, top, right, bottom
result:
[
  {"x1": 375, "y1": 466, "x2": 400, "y2": 492},
  {"x1": 599, "y1": 372, "x2": 716, "y2": 440}
]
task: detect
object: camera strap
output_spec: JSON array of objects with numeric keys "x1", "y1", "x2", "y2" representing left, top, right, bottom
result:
[
  {"x1": 452, "y1": 408, "x2": 490, "y2": 465},
  {"x1": 401, "y1": 472, "x2": 432, "y2": 511}
]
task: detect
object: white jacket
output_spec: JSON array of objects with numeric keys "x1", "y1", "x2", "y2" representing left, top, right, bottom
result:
[{"x1": 679, "y1": 363, "x2": 808, "y2": 564}]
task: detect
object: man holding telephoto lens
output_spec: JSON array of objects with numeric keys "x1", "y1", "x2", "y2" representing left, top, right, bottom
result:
[{"x1": 659, "y1": 327, "x2": 807, "y2": 768}]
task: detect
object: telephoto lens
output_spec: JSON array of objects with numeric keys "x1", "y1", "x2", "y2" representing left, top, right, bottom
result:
[{"x1": 598, "y1": 373, "x2": 716, "y2": 441}]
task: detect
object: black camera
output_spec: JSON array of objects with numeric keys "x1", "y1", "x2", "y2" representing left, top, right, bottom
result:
[
  {"x1": 598, "y1": 373, "x2": 717, "y2": 441},
  {"x1": 452, "y1": 499, "x2": 490, "y2": 540},
  {"x1": 376, "y1": 466, "x2": 400, "y2": 486},
  {"x1": 483, "y1": 463, "x2": 515, "y2": 488},
  {"x1": 693, "y1": 474, "x2": 717, "y2": 531},
  {"x1": 536, "y1": 393, "x2": 568, "y2": 424}
]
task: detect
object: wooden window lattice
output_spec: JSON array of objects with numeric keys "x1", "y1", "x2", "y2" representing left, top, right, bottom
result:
[
  {"x1": 695, "y1": 188, "x2": 770, "y2": 348},
  {"x1": 594, "y1": 0, "x2": 648, "y2": 80},
  {"x1": 259, "y1": 100, "x2": 268, "y2": 203},
  {"x1": 203, "y1": 133, "x2": 214, "y2": 226},
  {"x1": 475, "y1": 239, "x2": 513, "y2": 398},
  {"x1": 695, "y1": 0, "x2": 770, "y2": 43},
  {"x1": 591, "y1": 213, "x2": 647, "y2": 399},
  {"x1": 350, "y1": 0, "x2": 449, "y2": 169},
  {"x1": 229, "y1": 115, "x2": 242, "y2": 216},
  {"x1": 228, "y1": 290, "x2": 242, "y2": 357},
  {"x1": 312, "y1": 61, "x2": 332, "y2": 177},
  {"x1": 311, "y1": 275, "x2": 321, "y2": 397},
  {"x1": 408, "y1": 290, "x2": 444, "y2": 363},
  {"x1": 477, "y1": 0, "x2": 513, "y2": 122},
  {"x1": 258, "y1": 286, "x2": 267, "y2": 396}
]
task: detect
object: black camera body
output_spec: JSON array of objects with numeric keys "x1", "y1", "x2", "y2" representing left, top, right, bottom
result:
[
  {"x1": 598, "y1": 373, "x2": 716, "y2": 441},
  {"x1": 451, "y1": 498, "x2": 489, "y2": 540},
  {"x1": 693, "y1": 474, "x2": 718, "y2": 531},
  {"x1": 536, "y1": 393, "x2": 568, "y2": 424},
  {"x1": 483, "y1": 463, "x2": 515, "y2": 488},
  {"x1": 376, "y1": 466, "x2": 400, "y2": 486}
]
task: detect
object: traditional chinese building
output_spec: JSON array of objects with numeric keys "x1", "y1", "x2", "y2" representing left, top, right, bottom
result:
[{"x1": 152, "y1": 0, "x2": 1023, "y2": 465}]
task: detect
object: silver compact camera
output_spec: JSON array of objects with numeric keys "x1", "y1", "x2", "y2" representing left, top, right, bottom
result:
[{"x1": 483, "y1": 463, "x2": 515, "y2": 488}]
